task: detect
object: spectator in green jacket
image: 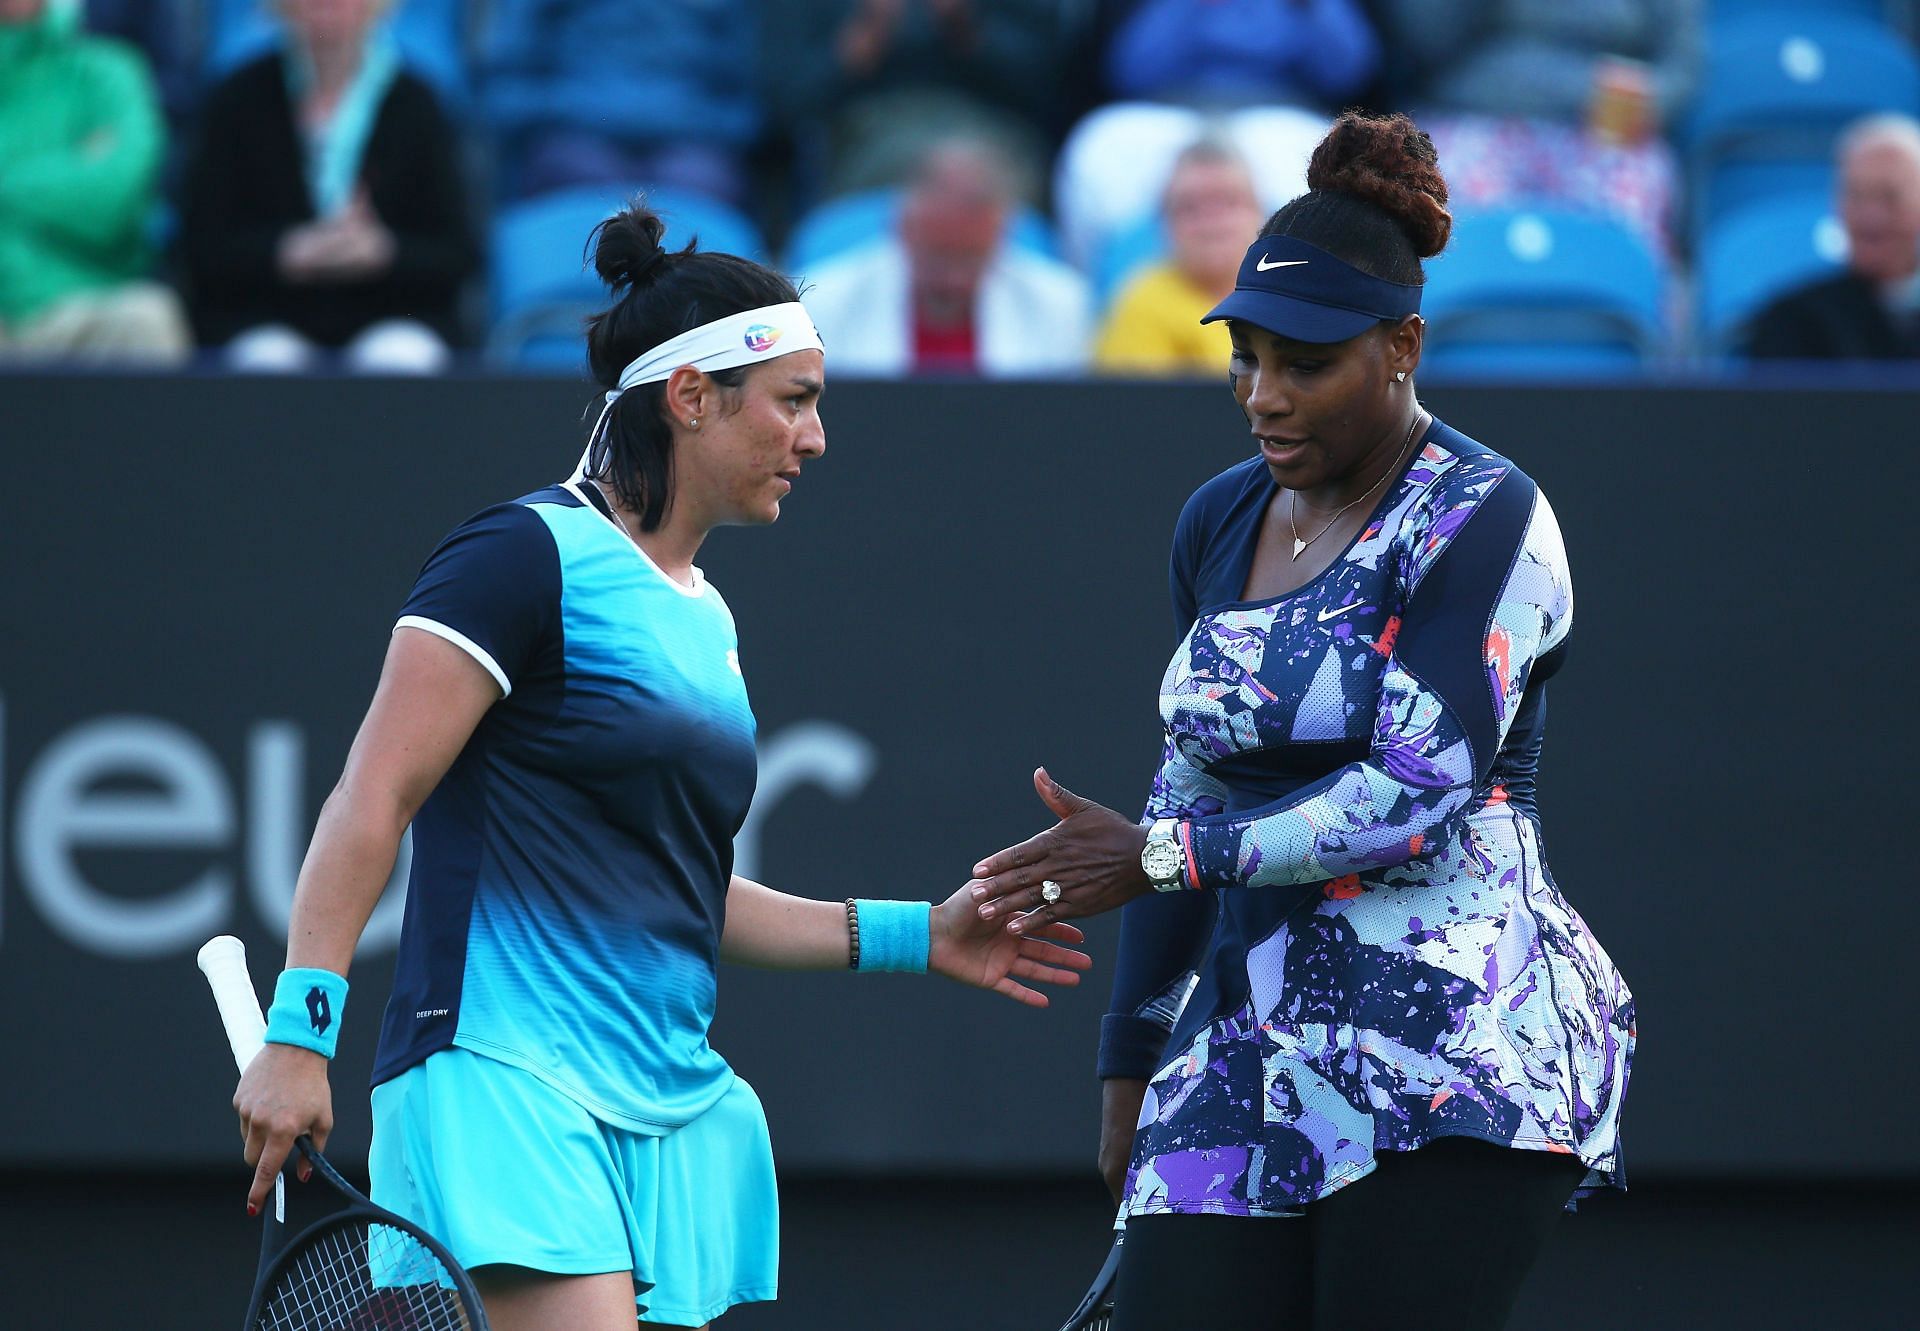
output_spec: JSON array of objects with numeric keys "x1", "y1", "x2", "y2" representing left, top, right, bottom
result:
[{"x1": 0, "y1": 0, "x2": 190, "y2": 363}]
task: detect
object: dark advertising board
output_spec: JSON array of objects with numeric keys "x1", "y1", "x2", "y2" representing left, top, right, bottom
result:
[{"x1": 2, "y1": 374, "x2": 1911, "y2": 1179}]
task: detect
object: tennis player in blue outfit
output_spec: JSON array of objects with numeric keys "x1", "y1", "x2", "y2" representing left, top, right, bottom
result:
[
  {"x1": 231, "y1": 201, "x2": 1090, "y2": 1330},
  {"x1": 969, "y1": 113, "x2": 1634, "y2": 1329}
]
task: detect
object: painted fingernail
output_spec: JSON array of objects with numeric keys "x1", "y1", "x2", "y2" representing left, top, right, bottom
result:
[
  {"x1": 978, "y1": 903, "x2": 994, "y2": 919},
  {"x1": 972, "y1": 863, "x2": 988, "y2": 875},
  {"x1": 248, "y1": 1202, "x2": 258, "y2": 1216},
  {"x1": 970, "y1": 885, "x2": 986, "y2": 900}
]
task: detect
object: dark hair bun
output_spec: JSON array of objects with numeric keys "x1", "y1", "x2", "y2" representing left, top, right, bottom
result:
[
  {"x1": 590, "y1": 202, "x2": 676, "y2": 292},
  {"x1": 1306, "y1": 112, "x2": 1452, "y2": 259}
]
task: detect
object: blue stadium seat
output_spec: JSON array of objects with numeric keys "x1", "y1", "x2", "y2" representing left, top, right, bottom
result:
[
  {"x1": 1093, "y1": 213, "x2": 1169, "y2": 310},
  {"x1": 490, "y1": 186, "x2": 767, "y2": 370},
  {"x1": 202, "y1": 0, "x2": 470, "y2": 104},
  {"x1": 1705, "y1": 159, "x2": 1836, "y2": 223},
  {"x1": 1419, "y1": 210, "x2": 1668, "y2": 376},
  {"x1": 1708, "y1": 0, "x2": 1895, "y2": 23},
  {"x1": 783, "y1": 189, "x2": 1060, "y2": 273},
  {"x1": 1417, "y1": 342, "x2": 1649, "y2": 378},
  {"x1": 1686, "y1": 11, "x2": 1920, "y2": 229},
  {"x1": 1696, "y1": 190, "x2": 1848, "y2": 353},
  {"x1": 784, "y1": 191, "x2": 897, "y2": 273}
]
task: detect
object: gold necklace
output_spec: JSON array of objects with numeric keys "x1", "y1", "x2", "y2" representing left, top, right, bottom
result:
[{"x1": 1286, "y1": 410, "x2": 1425, "y2": 561}]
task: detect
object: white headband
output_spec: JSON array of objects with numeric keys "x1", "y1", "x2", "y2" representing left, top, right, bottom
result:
[{"x1": 570, "y1": 302, "x2": 823, "y2": 482}]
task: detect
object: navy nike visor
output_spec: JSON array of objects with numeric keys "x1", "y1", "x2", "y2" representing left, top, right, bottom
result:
[{"x1": 1202, "y1": 234, "x2": 1423, "y2": 344}]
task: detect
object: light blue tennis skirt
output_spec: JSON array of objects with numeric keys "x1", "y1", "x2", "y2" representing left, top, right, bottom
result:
[{"x1": 369, "y1": 1046, "x2": 779, "y2": 1326}]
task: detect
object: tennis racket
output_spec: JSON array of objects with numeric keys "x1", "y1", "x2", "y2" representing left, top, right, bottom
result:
[
  {"x1": 1056, "y1": 1232, "x2": 1123, "y2": 1331},
  {"x1": 198, "y1": 935, "x2": 491, "y2": 1331}
]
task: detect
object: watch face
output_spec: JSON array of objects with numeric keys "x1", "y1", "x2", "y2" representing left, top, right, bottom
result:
[{"x1": 1142, "y1": 839, "x2": 1182, "y2": 882}]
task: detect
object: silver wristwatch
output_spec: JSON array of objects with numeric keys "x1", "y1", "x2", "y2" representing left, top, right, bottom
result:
[{"x1": 1140, "y1": 817, "x2": 1188, "y2": 892}]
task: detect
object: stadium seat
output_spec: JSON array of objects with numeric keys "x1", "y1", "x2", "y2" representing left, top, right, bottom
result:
[
  {"x1": 1707, "y1": 0, "x2": 1895, "y2": 26},
  {"x1": 1704, "y1": 158, "x2": 1837, "y2": 225},
  {"x1": 783, "y1": 188, "x2": 1060, "y2": 274},
  {"x1": 1686, "y1": 11, "x2": 1920, "y2": 229},
  {"x1": 1093, "y1": 213, "x2": 1170, "y2": 310},
  {"x1": 1695, "y1": 189, "x2": 1848, "y2": 353},
  {"x1": 1419, "y1": 209, "x2": 1668, "y2": 376},
  {"x1": 1052, "y1": 102, "x2": 1323, "y2": 272},
  {"x1": 489, "y1": 186, "x2": 767, "y2": 370},
  {"x1": 201, "y1": 0, "x2": 470, "y2": 104},
  {"x1": 1417, "y1": 341, "x2": 1649, "y2": 377}
]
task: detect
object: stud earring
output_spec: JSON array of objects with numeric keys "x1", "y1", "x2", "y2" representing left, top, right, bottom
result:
[
  {"x1": 689, "y1": 417, "x2": 699, "y2": 427},
  {"x1": 1394, "y1": 372, "x2": 1407, "y2": 382}
]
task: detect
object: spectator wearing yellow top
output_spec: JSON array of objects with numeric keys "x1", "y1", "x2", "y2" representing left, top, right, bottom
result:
[{"x1": 1095, "y1": 140, "x2": 1263, "y2": 376}]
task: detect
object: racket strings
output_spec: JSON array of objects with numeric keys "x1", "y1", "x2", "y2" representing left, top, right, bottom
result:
[
  {"x1": 1068, "y1": 1302, "x2": 1114, "y2": 1331},
  {"x1": 257, "y1": 1221, "x2": 477, "y2": 1331}
]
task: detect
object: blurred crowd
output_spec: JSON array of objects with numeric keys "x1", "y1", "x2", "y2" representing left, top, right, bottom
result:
[{"x1": 2, "y1": 0, "x2": 1918, "y2": 377}]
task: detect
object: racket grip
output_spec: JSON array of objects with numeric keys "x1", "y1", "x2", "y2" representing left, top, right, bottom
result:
[{"x1": 197, "y1": 935, "x2": 268, "y2": 1073}]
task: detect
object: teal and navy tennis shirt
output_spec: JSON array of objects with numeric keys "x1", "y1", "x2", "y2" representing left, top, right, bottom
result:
[{"x1": 371, "y1": 480, "x2": 757, "y2": 1133}]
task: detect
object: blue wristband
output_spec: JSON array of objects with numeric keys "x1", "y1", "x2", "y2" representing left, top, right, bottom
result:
[
  {"x1": 264, "y1": 968, "x2": 349, "y2": 1058},
  {"x1": 853, "y1": 899, "x2": 931, "y2": 974}
]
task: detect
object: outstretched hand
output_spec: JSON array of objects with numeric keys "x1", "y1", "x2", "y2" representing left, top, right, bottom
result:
[
  {"x1": 931, "y1": 879, "x2": 1092, "y2": 1007},
  {"x1": 968, "y1": 767, "x2": 1156, "y2": 933}
]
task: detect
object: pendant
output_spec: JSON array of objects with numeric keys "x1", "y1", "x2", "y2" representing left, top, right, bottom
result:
[{"x1": 1291, "y1": 537, "x2": 1307, "y2": 559}]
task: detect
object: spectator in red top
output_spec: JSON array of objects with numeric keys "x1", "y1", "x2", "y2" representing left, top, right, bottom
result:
[{"x1": 799, "y1": 135, "x2": 1091, "y2": 377}]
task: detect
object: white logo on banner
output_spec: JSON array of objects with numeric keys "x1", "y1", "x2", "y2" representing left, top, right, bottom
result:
[
  {"x1": 733, "y1": 721, "x2": 878, "y2": 883},
  {"x1": 0, "y1": 695, "x2": 877, "y2": 958}
]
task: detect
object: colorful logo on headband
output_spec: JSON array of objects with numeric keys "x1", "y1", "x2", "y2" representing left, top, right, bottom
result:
[{"x1": 744, "y1": 325, "x2": 781, "y2": 353}]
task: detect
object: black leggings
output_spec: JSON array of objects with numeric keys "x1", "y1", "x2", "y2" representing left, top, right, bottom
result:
[{"x1": 1110, "y1": 1138, "x2": 1587, "y2": 1331}]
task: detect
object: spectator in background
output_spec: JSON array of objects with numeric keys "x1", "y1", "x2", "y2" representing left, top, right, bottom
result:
[
  {"x1": 1095, "y1": 139, "x2": 1263, "y2": 375},
  {"x1": 180, "y1": 0, "x2": 478, "y2": 373},
  {"x1": 0, "y1": 0, "x2": 191, "y2": 364},
  {"x1": 1747, "y1": 114, "x2": 1920, "y2": 361},
  {"x1": 801, "y1": 136, "x2": 1092, "y2": 376},
  {"x1": 1053, "y1": 0, "x2": 1366, "y2": 276},
  {"x1": 1380, "y1": 0, "x2": 1700, "y2": 251},
  {"x1": 484, "y1": 0, "x2": 758, "y2": 204},
  {"x1": 1104, "y1": 0, "x2": 1379, "y2": 109},
  {"x1": 763, "y1": 0, "x2": 1068, "y2": 204}
]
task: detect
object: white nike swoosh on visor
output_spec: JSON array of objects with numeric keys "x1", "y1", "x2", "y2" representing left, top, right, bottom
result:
[{"x1": 1256, "y1": 257, "x2": 1309, "y2": 271}]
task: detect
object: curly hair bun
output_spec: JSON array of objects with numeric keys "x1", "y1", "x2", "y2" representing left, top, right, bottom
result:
[
  {"x1": 1306, "y1": 111, "x2": 1453, "y2": 259},
  {"x1": 591, "y1": 201, "x2": 676, "y2": 292}
]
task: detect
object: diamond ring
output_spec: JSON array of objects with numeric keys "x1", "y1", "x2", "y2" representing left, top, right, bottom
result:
[{"x1": 1040, "y1": 880, "x2": 1063, "y2": 905}]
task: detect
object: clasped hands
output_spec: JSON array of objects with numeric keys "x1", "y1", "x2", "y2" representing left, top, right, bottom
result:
[
  {"x1": 278, "y1": 192, "x2": 396, "y2": 284},
  {"x1": 967, "y1": 767, "x2": 1156, "y2": 934}
]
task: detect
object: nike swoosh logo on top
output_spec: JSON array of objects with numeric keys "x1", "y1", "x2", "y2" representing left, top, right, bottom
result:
[
  {"x1": 1316, "y1": 602, "x2": 1363, "y2": 622},
  {"x1": 1256, "y1": 257, "x2": 1309, "y2": 271}
]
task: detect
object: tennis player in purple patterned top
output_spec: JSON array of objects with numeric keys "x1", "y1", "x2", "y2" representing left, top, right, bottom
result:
[{"x1": 968, "y1": 111, "x2": 1634, "y2": 1329}]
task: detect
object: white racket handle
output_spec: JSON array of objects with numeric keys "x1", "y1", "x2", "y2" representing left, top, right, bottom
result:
[{"x1": 197, "y1": 934, "x2": 267, "y2": 1073}]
